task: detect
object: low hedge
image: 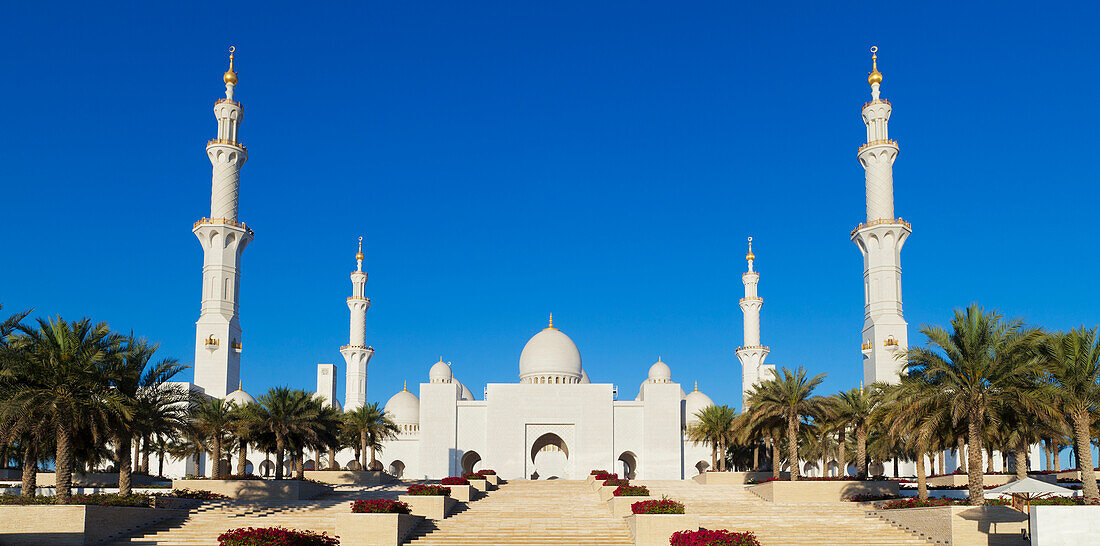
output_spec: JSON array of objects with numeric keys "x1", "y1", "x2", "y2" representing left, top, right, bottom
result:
[
  {"x1": 476, "y1": 469, "x2": 496, "y2": 476},
  {"x1": 461, "y1": 472, "x2": 486, "y2": 480},
  {"x1": 351, "y1": 499, "x2": 411, "y2": 513},
  {"x1": 0, "y1": 493, "x2": 153, "y2": 507},
  {"x1": 844, "y1": 493, "x2": 900, "y2": 502},
  {"x1": 218, "y1": 527, "x2": 339, "y2": 545},
  {"x1": 441, "y1": 477, "x2": 469, "y2": 486},
  {"x1": 631, "y1": 498, "x2": 685, "y2": 514},
  {"x1": 406, "y1": 484, "x2": 450, "y2": 496},
  {"x1": 613, "y1": 485, "x2": 649, "y2": 497},
  {"x1": 670, "y1": 529, "x2": 761, "y2": 546},
  {"x1": 880, "y1": 498, "x2": 1009, "y2": 510},
  {"x1": 602, "y1": 478, "x2": 630, "y2": 487},
  {"x1": 184, "y1": 474, "x2": 263, "y2": 480},
  {"x1": 168, "y1": 489, "x2": 230, "y2": 501}
]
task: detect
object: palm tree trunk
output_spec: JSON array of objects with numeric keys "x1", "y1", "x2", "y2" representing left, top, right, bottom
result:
[
  {"x1": 236, "y1": 442, "x2": 247, "y2": 476},
  {"x1": 275, "y1": 435, "x2": 286, "y2": 480},
  {"x1": 916, "y1": 449, "x2": 928, "y2": 501},
  {"x1": 192, "y1": 449, "x2": 201, "y2": 476},
  {"x1": 856, "y1": 426, "x2": 868, "y2": 479},
  {"x1": 360, "y1": 431, "x2": 369, "y2": 470},
  {"x1": 211, "y1": 435, "x2": 222, "y2": 479},
  {"x1": 752, "y1": 444, "x2": 759, "y2": 471},
  {"x1": 966, "y1": 412, "x2": 985, "y2": 505},
  {"x1": 20, "y1": 443, "x2": 36, "y2": 498},
  {"x1": 787, "y1": 412, "x2": 799, "y2": 481},
  {"x1": 132, "y1": 439, "x2": 140, "y2": 476},
  {"x1": 1015, "y1": 438, "x2": 1028, "y2": 481},
  {"x1": 837, "y1": 431, "x2": 846, "y2": 477},
  {"x1": 55, "y1": 420, "x2": 74, "y2": 503},
  {"x1": 141, "y1": 436, "x2": 151, "y2": 474},
  {"x1": 710, "y1": 444, "x2": 717, "y2": 472},
  {"x1": 117, "y1": 433, "x2": 133, "y2": 496},
  {"x1": 985, "y1": 447, "x2": 995, "y2": 473},
  {"x1": 1053, "y1": 441, "x2": 1061, "y2": 471},
  {"x1": 771, "y1": 437, "x2": 781, "y2": 479},
  {"x1": 158, "y1": 451, "x2": 165, "y2": 477},
  {"x1": 1073, "y1": 410, "x2": 1099, "y2": 500},
  {"x1": 328, "y1": 448, "x2": 336, "y2": 470},
  {"x1": 957, "y1": 436, "x2": 966, "y2": 473},
  {"x1": 296, "y1": 451, "x2": 305, "y2": 479},
  {"x1": 1043, "y1": 439, "x2": 1052, "y2": 472}
]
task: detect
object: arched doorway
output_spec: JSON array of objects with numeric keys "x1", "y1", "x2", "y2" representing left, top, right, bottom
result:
[
  {"x1": 530, "y1": 433, "x2": 568, "y2": 480},
  {"x1": 695, "y1": 460, "x2": 710, "y2": 475},
  {"x1": 258, "y1": 460, "x2": 275, "y2": 477},
  {"x1": 461, "y1": 451, "x2": 482, "y2": 475},
  {"x1": 388, "y1": 460, "x2": 405, "y2": 478},
  {"x1": 304, "y1": 459, "x2": 317, "y2": 471},
  {"x1": 617, "y1": 451, "x2": 638, "y2": 479},
  {"x1": 345, "y1": 460, "x2": 362, "y2": 470}
]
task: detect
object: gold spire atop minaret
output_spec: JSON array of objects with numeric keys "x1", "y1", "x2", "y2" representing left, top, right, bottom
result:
[
  {"x1": 403, "y1": 380, "x2": 407, "y2": 392},
  {"x1": 694, "y1": 380, "x2": 698, "y2": 392},
  {"x1": 867, "y1": 46, "x2": 883, "y2": 86},
  {"x1": 223, "y1": 46, "x2": 238, "y2": 85},
  {"x1": 745, "y1": 237, "x2": 755, "y2": 262},
  {"x1": 356, "y1": 236, "x2": 364, "y2": 262},
  {"x1": 547, "y1": 314, "x2": 556, "y2": 330}
]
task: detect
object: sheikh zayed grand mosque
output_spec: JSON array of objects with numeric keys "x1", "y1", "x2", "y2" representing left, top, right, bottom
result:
[{"x1": 163, "y1": 47, "x2": 1011, "y2": 481}]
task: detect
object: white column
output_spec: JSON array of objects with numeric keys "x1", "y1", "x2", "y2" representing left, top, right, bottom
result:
[
  {"x1": 736, "y1": 238, "x2": 771, "y2": 407},
  {"x1": 343, "y1": 237, "x2": 374, "y2": 410}
]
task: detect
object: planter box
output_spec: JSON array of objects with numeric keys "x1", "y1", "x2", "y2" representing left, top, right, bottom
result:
[
  {"x1": 626, "y1": 513, "x2": 700, "y2": 546},
  {"x1": 927, "y1": 474, "x2": 1015, "y2": 488},
  {"x1": 481, "y1": 474, "x2": 499, "y2": 486},
  {"x1": 870, "y1": 505, "x2": 1027, "y2": 545},
  {"x1": 304, "y1": 470, "x2": 395, "y2": 485},
  {"x1": 0, "y1": 505, "x2": 185, "y2": 546},
  {"x1": 1056, "y1": 470, "x2": 1082, "y2": 481},
  {"x1": 35, "y1": 473, "x2": 167, "y2": 487},
  {"x1": 586, "y1": 474, "x2": 597, "y2": 485},
  {"x1": 446, "y1": 484, "x2": 475, "y2": 502},
  {"x1": 597, "y1": 485, "x2": 622, "y2": 502},
  {"x1": 335, "y1": 512, "x2": 424, "y2": 546},
  {"x1": 151, "y1": 497, "x2": 202, "y2": 510},
  {"x1": 691, "y1": 471, "x2": 787, "y2": 485},
  {"x1": 467, "y1": 478, "x2": 492, "y2": 492},
  {"x1": 398, "y1": 494, "x2": 458, "y2": 520},
  {"x1": 1030, "y1": 505, "x2": 1100, "y2": 546},
  {"x1": 606, "y1": 495, "x2": 652, "y2": 518},
  {"x1": 171, "y1": 479, "x2": 331, "y2": 500},
  {"x1": 749, "y1": 480, "x2": 898, "y2": 503}
]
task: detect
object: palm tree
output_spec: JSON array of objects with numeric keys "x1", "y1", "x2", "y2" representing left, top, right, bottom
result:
[
  {"x1": 1042, "y1": 327, "x2": 1100, "y2": 500},
  {"x1": 252, "y1": 387, "x2": 321, "y2": 479},
  {"x1": 148, "y1": 433, "x2": 172, "y2": 477},
  {"x1": 107, "y1": 336, "x2": 188, "y2": 494},
  {"x1": 1, "y1": 317, "x2": 124, "y2": 502},
  {"x1": 344, "y1": 403, "x2": 399, "y2": 471},
  {"x1": 189, "y1": 395, "x2": 236, "y2": 478},
  {"x1": 905, "y1": 305, "x2": 1044, "y2": 505},
  {"x1": 830, "y1": 385, "x2": 883, "y2": 479},
  {"x1": 744, "y1": 366, "x2": 828, "y2": 481},
  {"x1": 686, "y1": 405, "x2": 737, "y2": 471}
]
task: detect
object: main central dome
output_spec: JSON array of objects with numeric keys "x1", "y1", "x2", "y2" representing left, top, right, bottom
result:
[{"x1": 518, "y1": 321, "x2": 583, "y2": 384}]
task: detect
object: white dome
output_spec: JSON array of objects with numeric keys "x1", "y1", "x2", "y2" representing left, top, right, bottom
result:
[
  {"x1": 455, "y1": 380, "x2": 475, "y2": 401},
  {"x1": 579, "y1": 369, "x2": 590, "y2": 384},
  {"x1": 225, "y1": 388, "x2": 255, "y2": 406},
  {"x1": 429, "y1": 358, "x2": 452, "y2": 383},
  {"x1": 519, "y1": 326, "x2": 582, "y2": 382},
  {"x1": 648, "y1": 358, "x2": 672, "y2": 383},
  {"x1": 684, "y1": 387, "x2": 715, "y2": 427},
  {"x1": 384, "y1": 389, "x2": 420, "y2": 424}
]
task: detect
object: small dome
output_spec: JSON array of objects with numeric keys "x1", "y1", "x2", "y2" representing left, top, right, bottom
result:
[
  {"x1": 226, "y1": 387, "x2": 254, "y2": 406},
  {"x1": 384, "y1": 389, "x2": 420, "y2": 425},
  {"x1": 519, "y1": 325, "x2": 582, "y2": 381},
  {"x1": 429, "y1": 358, "x2": 452, "y2": 383},
  {"x1": 579, "y1": 369, "x2": 590, "y2": 384},
  {"x1": 455, "y1": 380, "x2": 475, "y2": 401},
  {"x1": 684, "y1": 387, "x2": 715, "y2": 427},
  {"x1": 648, "y1": 358, "x2": 672, "y2": 383}
]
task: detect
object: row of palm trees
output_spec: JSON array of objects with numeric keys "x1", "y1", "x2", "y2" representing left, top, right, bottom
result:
[
  {"x1": 688, "y1": 305, "x2": 1100, "y2": 506},
  {"x1": 0, "y1": 309, "x2": 400, "y2": 502}
]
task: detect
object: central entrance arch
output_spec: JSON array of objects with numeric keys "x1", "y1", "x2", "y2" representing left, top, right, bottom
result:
[{"x1": 530, "y1": 432, "x2": 568, "y2": 480}]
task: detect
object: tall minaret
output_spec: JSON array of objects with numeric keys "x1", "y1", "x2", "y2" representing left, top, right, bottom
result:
[
  {"x1": 193, "y1": 47, "x2": 252, "y2": 398},
  {"x1": 852, "y1": 46, "x2": 910, "y2": 385},
  {"x1": 736, "y1": 238, "x2": 773, "y2": 407},
  {"x1": 342, "y1": 237, "x2": 374, "y2": 410}
]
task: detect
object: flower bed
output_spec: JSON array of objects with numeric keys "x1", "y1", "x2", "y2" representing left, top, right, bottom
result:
[
  {"x1": 1027, "y1": 497, "x2": 1100, "y2": 506},
  {"x1": 593, "y1": 472, "x2": 618, "y2": 481},
  {"x1": 590, "y1": 469, "x2": 609, "y2": 475},
  {"x1": 476, "y1": 469, "x2": 496, "y2": 476},
  {"x1": 406, "y1": 484, "x2": 450, "y2": 496},
  {"x1": 218, "y1": 526, "x2": 339, "y2": 545},
  {"x1": 750, "y1": 476, "x2": 862, "y2": 484},
  {"x1": 461, "y1": 472, "x2": 485, "y2": 480},
  {"x1": 632, "y1": 498, "x2": 685, "y2": 514},
  {"x1": 0, "y1": 493, "x2": 153, "y2": 507},
  {"x1": 670, "y1": 529, "x2": 761, "y2": 546},
  {"x1": 351, "y1": 499, "x2": 411, "y2": 513},
  {"x1": 603, "y1": 478, "x2": 630, "y2": 487},
  {"x1": 168, "y1": 488, "x2": 230, "y2": 501},
  {"x1": 880, "y1": 498, "x2": 1008, "y2": 510},
  {"x1": 613, "y1": 485, "x2": 650, "y2": 497},
  {"x1": 184, "y1": 473, "x2": 263, "y2": 480},
  {"x1": 441, "y1": 477, "x2": 469, "y2": 486},
  {"x1": 844, "y1": 493, "x2": 901, "y2": 502}
]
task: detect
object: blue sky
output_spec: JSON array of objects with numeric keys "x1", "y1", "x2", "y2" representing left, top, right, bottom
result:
[{"x1": 3, "y1": 1, "x2": 1097, "y2": 412}]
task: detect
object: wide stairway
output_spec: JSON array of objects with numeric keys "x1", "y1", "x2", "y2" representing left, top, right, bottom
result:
[
  {"x1": 639, "y1": 480, "x2": 933, "y2": 545},
  {"x1": 406, "y1": 480, "x2": 633, "y2": 545},
  {"x1": 106, "y1": 485, "x2": 403, "y2": 545}
]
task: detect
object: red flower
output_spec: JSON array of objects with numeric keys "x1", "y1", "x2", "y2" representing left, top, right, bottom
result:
[
  {"x1": 476, "y1": 469, "x2": 496, "y2": 476},
  {"x1": 441, "y1": 477, "x2": 469, "y2": 485},
  {"x1": 631, "y1": 498, "x2": 685, "y2": 514},
  {"x1": 406, "y1": 484, "x2": 451, "y2": 496},
  {"x1": 461, "y1": 472, "x2": 486, "y2": 480},
  {"x1": 593, "y1": 472, "x2": 618, "y2": 481},
  {"x1": 613, "y1": 485, "x2": 650, "y2": 497},
  {"x1": 217, "y1": 526, "x2": 339, "y2": 545},
  {"x1": 350, "y1": 499, "x2": 411, "y2": 514},
  {"x1": 670, "y1": 529, "x2": 761, "y2": 546}
]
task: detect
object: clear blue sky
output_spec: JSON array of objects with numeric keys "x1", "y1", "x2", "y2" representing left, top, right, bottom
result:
[{"x1": 3, "y1": 1, "x2": 1097, "y2": 411}]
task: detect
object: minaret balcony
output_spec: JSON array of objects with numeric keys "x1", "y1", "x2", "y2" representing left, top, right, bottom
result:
[
  {"x1": 206, "y1": 138, "x2": 247, "y2": 152},
  {"x1": 861, "y1": 342, "x2": 873, "y2": 353},
  {"x1": 232, "y1": 340, "x2": 243, "y2": 353},
  {"x1": 347, "y1": 296, "x2": 369, "y2": 302},
  {"x1": 736, "y1": 345, "x2": 770, "y2": 353},
  {"x1": 857, "y1": 139, "x2": 898, "y2": 154},
  {"x1": 850, "y1": 218, "x2": 911, "y2": 237},
  {"x1": 862, "y1": 98, "x2": 891, "y2": 109},
  {"x1": 194, "y1": 217, "x2": 254, "y2": 236},
  {"x1": 204, "y1": 335, "x2": 220, "y2": 352},
  {"x1": 215, "y1": 98, "x2": 241, "y2": 107}
]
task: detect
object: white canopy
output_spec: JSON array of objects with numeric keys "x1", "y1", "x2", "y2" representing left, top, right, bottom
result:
[{"x1": 984, "y1": 477, "x2": 1076, "y2": 498}]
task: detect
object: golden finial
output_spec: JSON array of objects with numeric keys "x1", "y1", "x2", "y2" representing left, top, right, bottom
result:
[
  {"x1": 745, "y1": 236, "x2": 755, "y2": 262},
  {"x1": 238, "y1": 379, "x2": 242, "y2": 391},
  {"x1": 403, "y1": 380, "x2": 407, "y2": 392},
  {"x1": 867, "y1": 46, "x2": 883, "y2": 86},
  {"x1": 694, "y1": 380, "x2": 698, "y2": 392},
  {"x1": 356, "y1": 236, "x2": 364, "y2": 261},
  {"x1": 547, "y1": 314, "x2": 556, "y2": 330},
  {"x1": 224, "y1": 46, "x2": 238, "y2": 85}
]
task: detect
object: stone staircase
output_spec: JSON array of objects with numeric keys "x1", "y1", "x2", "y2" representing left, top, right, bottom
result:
[
  {"x1": 405, "y1": 480, "x2": 633, "y2": 545},
  {"x1": 106, "y1": 485, "x2": 403, "y2": 545},
  {"x1": 637, "y1": 480, "x2": 933, "y2": 545}
]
